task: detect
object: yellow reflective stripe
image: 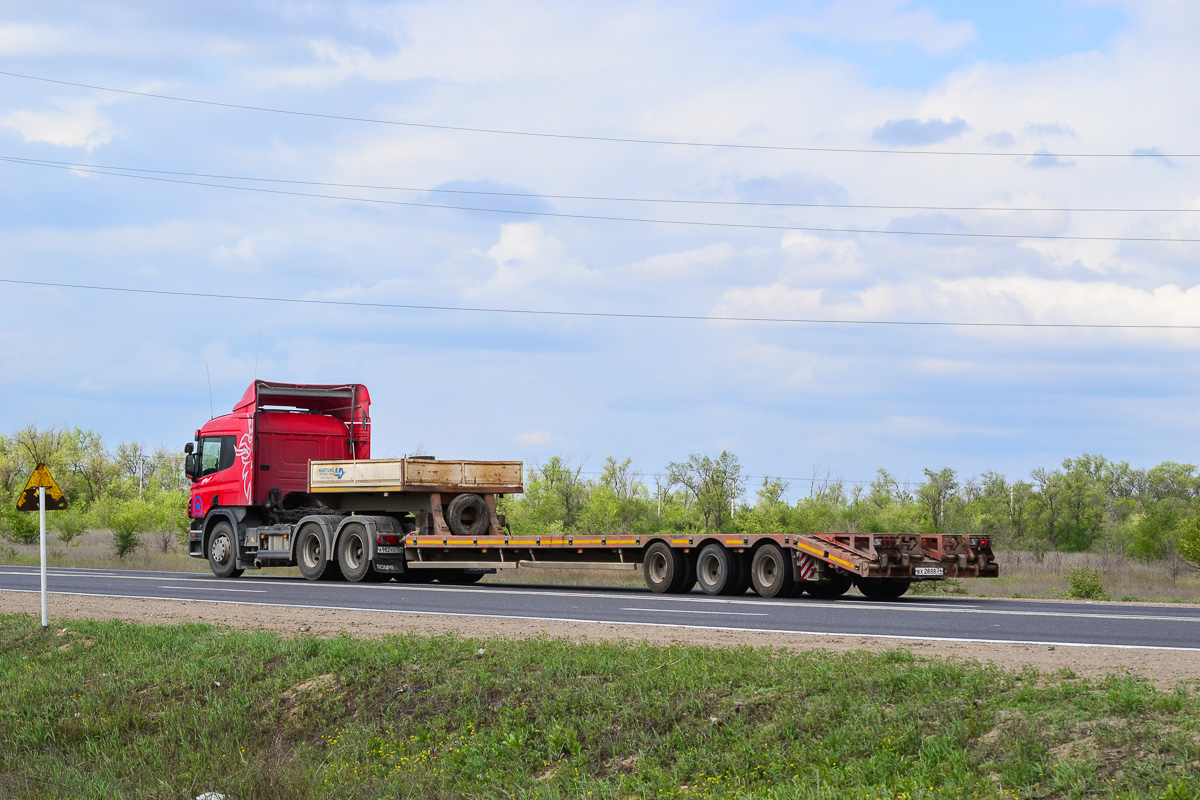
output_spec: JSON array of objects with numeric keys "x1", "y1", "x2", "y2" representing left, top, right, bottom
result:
[{"x1": 608, "y1": 539, "x2": 637, "y2": 545}]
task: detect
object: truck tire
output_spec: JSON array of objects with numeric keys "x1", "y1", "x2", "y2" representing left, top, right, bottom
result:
[
  {"x1": 643, "y1": 541, "x2": 687, "y2": 594},
  {"x1": 206, "y1": 521, "x2": 243, "y2": 579},
  {"x1": 446, "y1": 494, "x2": 490, "y2": 537},
  {"x1": 696, "y1": 543, "x2": 742, "y2": 595},
  {"x1": 856, "y1": 578, "x2": 911, "y2": 600},
  {"x1": 337, "y1": 524, "x2": 382, "y2": 583},
  {"x1": 297, "y1": 525, "x2": 337, "y2": 581},
  {"x1": 750, "y1": 544, "x2": 795, "y2": 598},
  {"x1": 807, "y1": 572, "x2": 853, "y2": 599}
]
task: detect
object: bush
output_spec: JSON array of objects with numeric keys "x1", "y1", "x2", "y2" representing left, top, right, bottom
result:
[
  {"x1": 1065, "y1": 567, "x2": 1108, "y2": 600},
  {"x1": 1178, "y1": 516, "x2": 1200, "y2": 567},
  {"x1": 0, "y1": 506, "x2": 39, "y2": 545},
  {"x1": 51, "y1": 505, "x2": 89, "y2": 546}
]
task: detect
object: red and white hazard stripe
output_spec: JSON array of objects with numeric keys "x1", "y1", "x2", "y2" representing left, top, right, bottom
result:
[{"x1": 795, "y1": 551, "x2": 816, "y2": 580}]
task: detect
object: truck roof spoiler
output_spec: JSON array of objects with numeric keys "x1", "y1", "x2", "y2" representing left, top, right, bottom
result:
[{"x1": 232, "y1": 380, "x2": 371, "y2": 426}]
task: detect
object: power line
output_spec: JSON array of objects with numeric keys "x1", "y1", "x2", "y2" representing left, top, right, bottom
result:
[
  {"x1": 4, "y1": 277, "x2": 1199, "y2": 330},
  {"x1": 1, "y1": 69, "x2": 1192, "y2": 159},
  {"x1": 5, "y1": 157, "x2": 1198, "y2": 244},
  {"x1": 5, "y1": 154, "x2": 1197, "y2": 214}
]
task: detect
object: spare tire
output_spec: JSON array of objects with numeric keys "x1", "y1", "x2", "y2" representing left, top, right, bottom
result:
[{"x1": 446, "y1": 493, "x2": 491, "y2": 537}]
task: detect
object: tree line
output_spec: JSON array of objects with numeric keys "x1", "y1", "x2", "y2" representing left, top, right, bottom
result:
[
  {"x1": 0, "y1": 426, "x2": 188, "y2": 557},
  {"x1": 498, "y1": 452, "x2": 1200, "y2": 572},
  {"x1": 2, "y1": 424, "x2": 1198, "y2": 569}
]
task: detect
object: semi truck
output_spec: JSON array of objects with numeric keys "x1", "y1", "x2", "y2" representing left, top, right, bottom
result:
[{"x1": 186, "y1": 381, "x2": 998, "y2": 599}]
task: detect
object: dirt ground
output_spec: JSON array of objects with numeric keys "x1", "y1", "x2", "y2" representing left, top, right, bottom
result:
[{"x1": 3, "y1": 590, "x2": 1197, "y2": 688}]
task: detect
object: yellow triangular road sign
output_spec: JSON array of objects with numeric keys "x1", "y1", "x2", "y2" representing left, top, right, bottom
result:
[{"x1": 16, "y1": 464, "x2": 68, "y2": 511}]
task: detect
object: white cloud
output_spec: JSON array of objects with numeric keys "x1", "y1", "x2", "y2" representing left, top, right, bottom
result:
[
  {"x1": 0, "y1": 99, "x2": 115, "y2": 150},
  {"x1": 515, "y1": 429, "x2": 553, "y2": 446}
]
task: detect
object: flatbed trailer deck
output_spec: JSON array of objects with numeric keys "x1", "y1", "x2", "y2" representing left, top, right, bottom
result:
[{"x1": 308, "y1": 458, "x2": 998, "y2": 600}]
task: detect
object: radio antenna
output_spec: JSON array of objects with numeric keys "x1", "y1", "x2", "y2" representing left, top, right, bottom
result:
[
  {"x1": 206, "y1": 362, "x2": 215, "y2": 419},
  {"x1": 254, "y1": 324, "x2": 263, "y2": 378}
]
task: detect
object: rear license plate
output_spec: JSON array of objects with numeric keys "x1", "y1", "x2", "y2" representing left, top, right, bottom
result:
[
  {"x1": 914, "y1": 566, "x2": 945, "y2": 577},
  {"x1": 376, "y1": 546, "x2": 403, "y2": 554}
]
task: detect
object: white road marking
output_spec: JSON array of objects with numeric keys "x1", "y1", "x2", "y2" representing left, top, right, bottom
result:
[
  {"x1": 3, "y1": 567, "x2": 1200, "y2": 624},
  {"x1": 622, "y1": 607, "x2": 769, "y2": 617},
  {"x1": 3, "y1": 587, "x2": 1200, "y2": 653}
]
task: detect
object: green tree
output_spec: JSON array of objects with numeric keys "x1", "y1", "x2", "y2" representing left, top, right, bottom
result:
[
  {"x1": 667, "y1": 452, "x2": 744, "y2": 534},
  {"x1": 918, "y1": 468, "x2": 958, "y2": 532}
]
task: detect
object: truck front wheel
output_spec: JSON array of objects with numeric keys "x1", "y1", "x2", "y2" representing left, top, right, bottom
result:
[
  {"x1": 207, "y1": 521, "x2": 243, "y2": 579},
  {"x1": 297, "y1": 525, "x2": 338, "y2": 581}
]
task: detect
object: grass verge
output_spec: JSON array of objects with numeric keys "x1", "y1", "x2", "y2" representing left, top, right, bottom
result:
[{"x1": 2, "y1": 614, "x2": 1199, "y2": 799}]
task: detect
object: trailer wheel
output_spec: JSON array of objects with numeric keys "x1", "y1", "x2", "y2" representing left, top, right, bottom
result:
[
  {"x1": 336, "y1": 524, "x2": 378, "y2": 583},
  {"x1": 206, "y1": 521, "x2": 243, "y2": 579},
  {"x1": 643, "y1": 541, "x2": 687, "y2": 594},
  {"x1": 807, "y1": 572, "x2": 853, "y2": 599},
  {"x1": 750, "y1": 544, "x2": 795, "y2": 598},
  {"x1": 297, "y1": 525, "x2": 337, "y2": 581},
  {"x1": 446, "y1": 494, "x2": 491, "y2": 537},
  {"x1": 696, "y1": 544, "x2": 743, "y2": 595},
  {"x1": 856, "y1": 578, "x2": 911, "y2": 600}
]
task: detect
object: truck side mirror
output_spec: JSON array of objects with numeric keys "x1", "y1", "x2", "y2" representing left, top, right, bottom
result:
[
  {"x1": 184, "y1": 442, "x2": 194, "y2": 454},
  {"x1": 184, "y1": 452, "x2": 199, "y2": 481}
]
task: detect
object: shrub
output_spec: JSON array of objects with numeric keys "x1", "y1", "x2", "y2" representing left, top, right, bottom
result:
[
  {"x1": 1178, "y1": 516, "x2": 1200, "y2": 567},
  {"x1": 0, "y1": 506, "x2": 38, "y2": 545},
  {"x1": 1065, "y1": 567, "x2": 1108, "y2": 600}
]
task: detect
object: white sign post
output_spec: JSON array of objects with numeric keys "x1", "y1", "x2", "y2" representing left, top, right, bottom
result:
[
  {"x1": 17, "y1": 464, "x2": 67, "y2": 632},
  {"x1": 39, "y1": 486, "x2": 47, "y2": 630}
]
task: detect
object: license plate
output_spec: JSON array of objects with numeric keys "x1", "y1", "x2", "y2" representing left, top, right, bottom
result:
[
  {"x1": 914, "y1": 566, "x2": 945, "y2": 577},
  {"x1": 376, "y1": 546, "x2": 403, "y2": 554}
]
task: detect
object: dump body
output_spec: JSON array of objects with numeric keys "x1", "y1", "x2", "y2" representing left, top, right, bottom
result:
[{"x1": 185, "y1": 380, "x2": 998, "y2": 600}]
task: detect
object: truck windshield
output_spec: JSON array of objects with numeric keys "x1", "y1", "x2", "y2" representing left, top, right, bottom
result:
[{"x1": 198, "y1": 436, "x2": 237, "y2": 478}]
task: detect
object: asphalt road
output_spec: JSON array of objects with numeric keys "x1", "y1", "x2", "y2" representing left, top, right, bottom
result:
[{"x1": 3, "y1": 566, "x2": 1199, "y2": 651}]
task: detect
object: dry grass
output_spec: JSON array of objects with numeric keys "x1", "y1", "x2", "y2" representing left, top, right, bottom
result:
[{"x1": 965, "y1": 549, "x2": 1200, "y2": 603}]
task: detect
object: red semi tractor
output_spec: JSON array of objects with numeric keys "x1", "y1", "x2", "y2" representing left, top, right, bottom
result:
[{"x1": 186, "y1": 381, "x2": 998, "y2": 598}]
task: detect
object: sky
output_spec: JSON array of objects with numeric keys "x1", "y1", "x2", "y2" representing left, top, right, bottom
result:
[{"x1": 2, "y1": 0, "x2": 1199, "y2": 499}]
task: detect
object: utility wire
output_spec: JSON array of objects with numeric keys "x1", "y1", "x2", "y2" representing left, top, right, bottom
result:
[
  {"x1": 1, "y1": 70, "x2": 1192, "y2": 158},
  {"x1": 4, "y1": 277, "x2": 1199, "y2": 330},
  {"x1": 4, "y1": 154, "x2": 1196, "y2": 214},
  {"x1": 4, "y1": 157, "x2": 1198, "y2": 244}
]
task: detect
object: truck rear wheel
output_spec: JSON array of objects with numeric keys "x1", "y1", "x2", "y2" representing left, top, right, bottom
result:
[
  {"x1": 206, "y1": 521, "x2": 243, "y2": 579},
  {"x1": 297, "y1": 525, "x2": 338, "y2": 581},
  {"x1": 750, "y1": 544, "x2": 795, "y2": 598},
  {"x1": 446, "y1": 494, "x2": 490, "y2": 537},
  {"x1": 337, "y1": 524, "x2": 383, "y2": 583},
  {"x1": 696, "y1": 544, "x2": 744, "y2": 595},
  {"x1": 856, "y1": 578, "x2": 911, "y2": 600}
]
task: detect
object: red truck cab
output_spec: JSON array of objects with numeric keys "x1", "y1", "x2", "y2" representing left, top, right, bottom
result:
[{"x1": 185, "y1": 381, "x2": 370, "y2": 563}]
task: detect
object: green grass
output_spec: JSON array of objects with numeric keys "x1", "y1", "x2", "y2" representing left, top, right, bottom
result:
[{"x1": 2, "y1": 615, "x2": 1199, "y2": 799}]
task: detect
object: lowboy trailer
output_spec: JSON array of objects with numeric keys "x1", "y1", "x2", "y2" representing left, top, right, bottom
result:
[{"x1": 186, "y1": 381, "x2": 998, "y2": 599}]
